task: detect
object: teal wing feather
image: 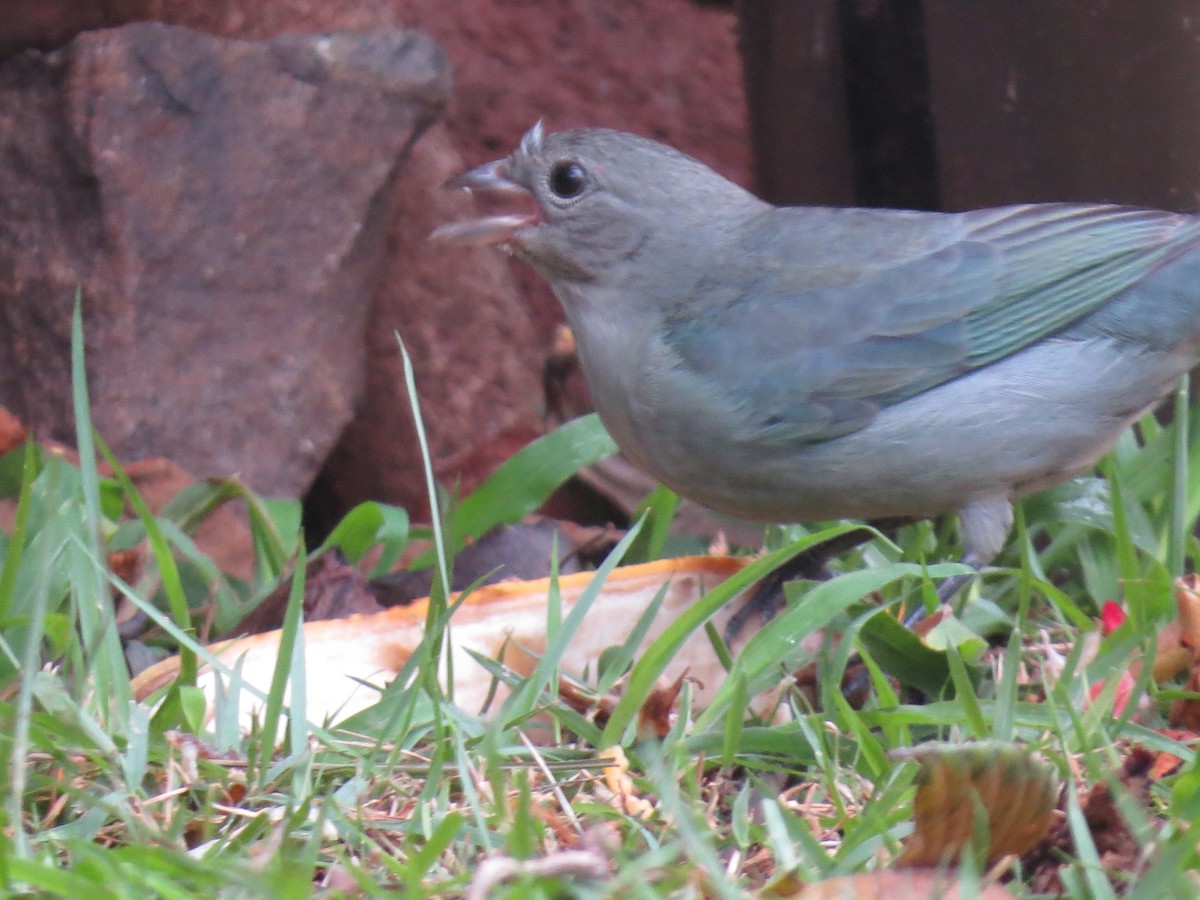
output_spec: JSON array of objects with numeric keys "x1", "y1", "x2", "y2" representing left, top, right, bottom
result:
[
  {"x1": 662, "y1": 203, "x2": 1197, "y2": 445},
  {"x1": 962, "y1": 204, "x2": 1193, "y2": 365}
]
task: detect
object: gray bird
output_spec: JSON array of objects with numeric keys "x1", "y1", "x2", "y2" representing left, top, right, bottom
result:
[{"x1": 433, "y1": 123, "x2": 1200, "y2": 604}]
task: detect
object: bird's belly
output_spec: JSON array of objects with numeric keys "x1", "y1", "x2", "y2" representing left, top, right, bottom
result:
[{"x1": 605, "y1": 338, "x2": 1192, "y2": 525}]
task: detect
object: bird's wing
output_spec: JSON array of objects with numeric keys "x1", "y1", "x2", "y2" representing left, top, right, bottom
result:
[{"x1": 662, "y1": 203, "x2": 1196, "y2": 445}]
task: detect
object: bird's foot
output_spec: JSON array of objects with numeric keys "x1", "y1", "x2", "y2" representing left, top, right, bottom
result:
[{"x1": 902, "y1": 569, "x2": 977, "y2": 628}]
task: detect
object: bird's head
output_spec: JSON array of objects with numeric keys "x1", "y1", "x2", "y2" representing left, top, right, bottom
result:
[{"x1": 432, "y1": 123, "x2": 763, "y2": 285}]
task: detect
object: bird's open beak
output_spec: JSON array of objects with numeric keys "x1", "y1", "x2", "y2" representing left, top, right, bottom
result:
[{"x1": 429, "y1": 159, "x2": 540, "y2": 246}]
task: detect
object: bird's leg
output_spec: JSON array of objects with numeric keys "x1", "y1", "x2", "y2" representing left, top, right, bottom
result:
[
  {"x1": 723, "y1": 518, "x2": 911, "y2": 643},
  {"x1": 905, "y1": 496, "x2": 1014, "y2": 627},
  {"x1": 903, "y1": 574, "x2": 971, "y2": 628}
]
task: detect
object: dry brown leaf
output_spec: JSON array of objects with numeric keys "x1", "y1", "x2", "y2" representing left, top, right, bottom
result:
[
  {"x1": 910, "y1": 604, "x2": 949, "y2": 639},
  {"x1": 637, "y1": 673, "x2": 686, "y2": 739},
  {"x1": 1166, "y1": 576, "x2": 1200, "y2": 727},
  {"x1": 1148, "y1": 729, "x2": 1198, "y2": 780},
  {"x1": 232, "y1": 550, "x2": 384, "y2": 637},
  {"x1": 895, "y1": 742, "x2": 1058, "y2": 868},
  {"x1": 1175, "y1": 575, "x2": 1200, "y2": 649},
  {"x1": 1145, "y1": 577, "x2": 1200, "y2": 682}
]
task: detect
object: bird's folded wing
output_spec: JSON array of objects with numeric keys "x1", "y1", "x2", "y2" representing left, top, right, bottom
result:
[
  {"x1": 963, "y1": 204, "x2": 1192, "y2": 365},
  {"x1": 662, "y1": 203, "x2": 1195, "y2": 445}
]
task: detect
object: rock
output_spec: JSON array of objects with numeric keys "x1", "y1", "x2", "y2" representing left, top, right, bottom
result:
[
  {"x1": 0, "y1": 22, "x2": 450, "y2": 498},
  {"x1": 304, "y1": 123, "x2": 545, "y2": 528},
  {"x1": 87, "y1": 1, "x2": 752, "y2": 194},
  {"x1": 1, "y1": 2, "x2": 750, "y2": 527}
]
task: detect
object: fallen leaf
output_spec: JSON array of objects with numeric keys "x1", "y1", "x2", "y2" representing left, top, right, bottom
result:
[
  {"x1": 1176, "y1": 575, "x2": 1200, "y2": 650},
  {"x1": 894, "y1": 742, "x2": 1058, "y2": 868},
  {"x1": 637, "y1": 673, "x2": 686, "y2": 740}
]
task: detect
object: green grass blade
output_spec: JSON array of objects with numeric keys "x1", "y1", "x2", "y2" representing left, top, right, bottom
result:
[
  {"x1": 253, "y1": 538, "x2": 308, "y2": 783},
  {"x1": 856, "y1": 609, "x2": 951, "y2": 695},
  {"x1": 396, "y1": 334, "x2": 451, "y2": 682},
  {"x1": 70, "y1": 294, "x2": 131, "y2": 727},
  {"x1": 446, "y1": 412, "x2": 618, "y2": 553},
  {"x1": 720, "y1": 672, "x2": 748, "y2": 768},
  {"x1": 595, "y1": 580, "x2": 672, "y2": 694},
  {"x1": 698, "y1": 561, "x2": 965, "y2": 731},
  {"x1": 498, "y1": 519, "x2": 644, "y2": 724},
  {"x1": 318, "y1": 500, "x2": 410, "y2": 576},
  {"x1": 626, "y1": 484, "x2": 680, "y2": 564},
  {"x1": 1065, "y1": 778, "x2": 1120, "y2": 899},
  {"x1": 944, "y1": 645, "x2": 987, "y2": 738},
  {"x1": 6, "y1": 515, "x2": 57, "y2": 858},
  {"x1": 602, "y1": 524, "x2": 865, "y2": 744},
  {"x1": 95, "y1": 436, "x2": 197, "y2": 685}
]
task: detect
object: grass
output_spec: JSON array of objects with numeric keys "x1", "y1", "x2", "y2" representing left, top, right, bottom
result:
[{"x1": 2, "y1": 317, "x2": 1200, "y2": 897}]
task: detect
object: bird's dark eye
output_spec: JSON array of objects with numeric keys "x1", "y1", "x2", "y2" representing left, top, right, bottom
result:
[{"x1": 548, "y1": 160, "x2": 587, "y2": 199}]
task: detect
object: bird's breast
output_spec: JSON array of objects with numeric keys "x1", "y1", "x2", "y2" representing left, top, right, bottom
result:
[{"x1": 559, "y1": 299, "x2": 672, "y2": 473}]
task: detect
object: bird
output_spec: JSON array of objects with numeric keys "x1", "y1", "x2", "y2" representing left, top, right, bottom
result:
[{"x1": 432, "y1": 122, "x2": 1200, "y2": 619}]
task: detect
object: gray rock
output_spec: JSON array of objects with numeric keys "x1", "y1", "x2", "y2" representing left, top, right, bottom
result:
[{"x1": 0, "y1": 22, "x2": 450, "y2": 497}]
